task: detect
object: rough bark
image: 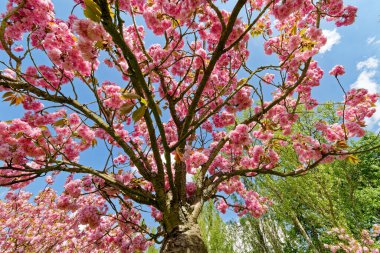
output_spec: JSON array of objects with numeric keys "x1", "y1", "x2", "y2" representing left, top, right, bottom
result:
[{"x1": 160, "y1": 223, "x2": 208, "y2": 253}]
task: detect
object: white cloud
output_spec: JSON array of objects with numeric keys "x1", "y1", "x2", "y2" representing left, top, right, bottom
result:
[
  {"x1": 351, "y1": 70, "x2": 378, "y2": 94},
  {"x1": 365, "y1": 101, "x2": 380, "y2": 129},
  {"x1": 320, "y1": 29, "x2": 341, "y2": 54},
  {"x1": 351, "y1": 57, "x2": 380, "y2": 129},
  {"x1": 356, "y1": 57, "x2": 379, "y2": 70},
  {"x1": 367, "y1": 36, "x2": 376, "y2": 44},
  {"x1": 367, "y1": 36, "x2": 380, "y2": 45}
]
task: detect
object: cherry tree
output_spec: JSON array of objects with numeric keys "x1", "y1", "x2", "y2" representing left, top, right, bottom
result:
[{"x1": 0, "y1": 0, "x2": 378, "y2": 252}]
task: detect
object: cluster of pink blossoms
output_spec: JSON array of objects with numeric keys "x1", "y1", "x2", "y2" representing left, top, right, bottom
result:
[
  {"x1": 229, "y1": 124, "x2": 252, "y2": 146},
  {"x1": 216, "y1": 177, "x2": 270, "y2": 218},
  {"x1": 186, "y1": 151, "x2": 208, "y2": 174},
  {"x1": 24, "y1": 65, "x2": 73, "y2": 90},
  {"x1": 40, "y1": 19, "x2": 100, "y2": 76},
  {"x1": 2, "y1": 0, "x2": 54, "y2": 47},
  {"x1": 0, "y1": 188, "x2": 150, "y2": 252},
  {"x1": 329, "y1": 65, "x2": 346, "y2": 76},
  {"x1": 324, "y1": 226, "x2": 380, "y2": 253},
  {"x1": 340, "y1": 89, "x2": 379, "y2": 137},
  {"x1": 0, "y1": 108, "x2": 103, "y2": 188},
  {"x1": 272, "y1": 0, "x2": 304, "y2": 21}
]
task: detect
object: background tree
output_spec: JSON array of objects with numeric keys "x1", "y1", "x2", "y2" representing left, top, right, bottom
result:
[
  {"x1": 198, "y1": 105, "x2": 380, "y2": 252},
  {"x1": 199, "y1": 133, "x2": 380, "y2": 253},
  {"x1": 0, "y1": 0, "x2": 378, "y2": 252},
  {"x1": 199, "y1": 201, "x2": 235, "y2": 252}
]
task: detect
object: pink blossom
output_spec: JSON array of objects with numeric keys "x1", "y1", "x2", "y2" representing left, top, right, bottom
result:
[
  {"x1": 45, "y1": 176, "x2": 54, "y2": 184},
  {"x1": 13, "y1": 45, "x2": 24, "y2": 52},
  {"x1": 64, "y1": 179, "x2": 82, "y2": 198},
  {"x1": 229, "y1": 124, "x2": 252, "y2": 146},
  {"x1": 217, "y1": 199, "x2": 228, "y2": 214},
  {"x1": 77, "y1": 205, "x2": 100, "y2": 228},
  {"x1": 329, "y1": 65, "x2": 346, "y2": 76}
]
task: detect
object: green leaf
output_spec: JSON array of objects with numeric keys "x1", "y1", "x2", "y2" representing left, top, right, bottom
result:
[
  {"x1": 83, "y1": 0, "x2": 102, "y2": 23},
  {"x1": 122, "y1": 92, "x2": 140, "y2": 100},
  {"x1": 14, "y1": 132, "x2": 23, "y2": 139},
  {"x1": 291, "y1": 24, "x2": 297, "y2": 35},
  {"x1": 140, "y1": 98, "x2": 148, "y2": 106},
  {"x1": 39, "y1": 126, "x2": 48, "y2": 131},
  {"x1": 237, "y1": 78, "x2": 248, "y2": 86},
  {"x1": 84, "y1": 8, "x2": 101, "y2": 22},
  {"x1": 52, "y1": 119, "x2": 67, "y2": 127},
  {"x1": 119, "y1": 104, "x2": 134, "y2": 115},
  {"x1": 132, "y1": 106, "x2": 146, "y2": 122},
  {"x1": 94, "y1": 40, "x2": 108, "y2": 50},
  {"x1": 347, "y1": 154, "x2": 360, "y2": 164}
]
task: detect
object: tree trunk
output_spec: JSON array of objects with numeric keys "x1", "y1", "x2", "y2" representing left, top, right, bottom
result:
[
  {"x1": 160, "y1": 223, "x2": 208, "y2": 253},
  {"x1": 292, "y1": 215, "x2": 319, "y2": 253}
]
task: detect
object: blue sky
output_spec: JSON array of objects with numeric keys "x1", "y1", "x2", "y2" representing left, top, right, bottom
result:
[{"x1": 0, "y1": 0, "x2": 379, "y2": 224}]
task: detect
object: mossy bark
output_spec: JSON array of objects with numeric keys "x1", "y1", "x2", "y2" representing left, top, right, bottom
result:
[{"x1": 160, "y1": 223, "x2": 208, "y2": 253}]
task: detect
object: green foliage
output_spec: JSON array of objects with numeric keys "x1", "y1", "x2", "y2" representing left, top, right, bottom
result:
[
  {"x1": 199, "y1": 103, "x2": 380, "y2": 252},
  {"x1": 198, "y1": 202, "x2": 235, "y2": 253},
  {"x1": 146, "y1": 245, "x2": 159, "y2": 253},
  {"x1": 336, "y1": 133, "x2": 380, "y2": 234},
  {"x1": 247, "y1": 133, "x2": 379, "y2": 252}
]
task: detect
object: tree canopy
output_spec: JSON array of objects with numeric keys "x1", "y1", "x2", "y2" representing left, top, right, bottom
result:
[{"x1": 0, "y1": 0, "x2": 378, "y2": 252}]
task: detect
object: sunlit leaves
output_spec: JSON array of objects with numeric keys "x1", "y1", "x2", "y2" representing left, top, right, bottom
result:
[
  {"x1": 121, "y1": 92, "x2": 140, "y2": 100},
  {"x1": 140, "y1": 98, "x2": 148, "y2": 106},
  {"x1": 346, "y1": 154, "x2": 360, "y2": 164},
  {"x1": 91, "y1": 139, "x2": 98, "y2": 147},
  {"x1": 52, "y1": 119, "x2": 68, "y2": 127},
  {"x1": 83, "y1": 0, "x2": 114, "y2": 23},
  {"x1": 336, "y1": 140, "x2": 349, "y2": 149},
  {"x1": 83, "y1": 0, "x2": 102, "y2": 23},
  {"x1": 132, "y1": 105, "x2": 146, "y2": 122},
  {"x1": 94, "y1": 40, "x2": 108, "y2": 50},
  {"x1": 119, "y1": 104, "x2": 135, "y2": 115},
  {"x1": 2, "y1": 91, "x2": 25, "y2": 106}
]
